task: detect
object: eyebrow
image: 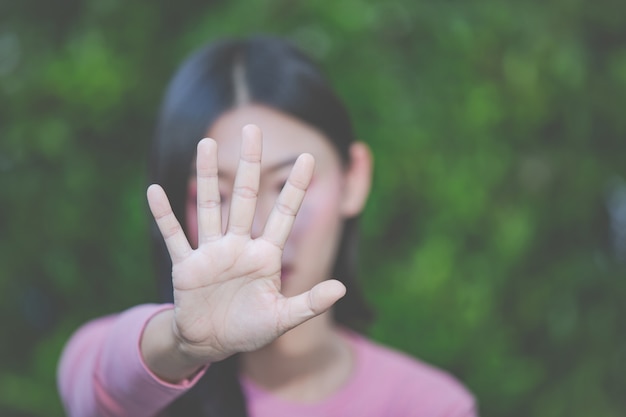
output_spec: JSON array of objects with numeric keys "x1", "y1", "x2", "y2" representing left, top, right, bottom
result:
[
  {"x1": 266, "y1": 156, "x2": 300, "y2": 174},
  {"x1": 217, "y1": 156, "x2": 301, "y2": 181}
]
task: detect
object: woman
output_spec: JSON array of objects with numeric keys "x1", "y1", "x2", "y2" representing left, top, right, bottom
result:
[{"x1": 57, "y1": 35, "x2": 477, "y2": 417}]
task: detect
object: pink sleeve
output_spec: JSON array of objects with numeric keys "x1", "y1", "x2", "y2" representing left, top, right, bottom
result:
[
  {"x1": 440, "y1": 396, "x2": 478, "y2": 417},
  {"x1": 57, "y1": 304, "x2": 207, "y2": 417}
]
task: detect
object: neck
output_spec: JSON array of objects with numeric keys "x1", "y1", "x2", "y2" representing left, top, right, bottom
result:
[{"x1": 240, "y1": 312, "x2": 355, "y2": 402}]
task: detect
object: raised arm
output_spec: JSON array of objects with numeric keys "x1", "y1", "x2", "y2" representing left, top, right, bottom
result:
[{"x1": 58, "y1": 125, "x2": 346, "y2": 417}]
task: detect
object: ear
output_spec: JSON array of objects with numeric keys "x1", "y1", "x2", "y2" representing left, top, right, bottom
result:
[{"x1": 341, "y1": 142, "x2": 373, "y2": 218}]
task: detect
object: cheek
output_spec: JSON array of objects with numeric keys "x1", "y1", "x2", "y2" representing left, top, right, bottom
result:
[{"x1": 288, "y1": 181, "x2": 344, "y2": 249}]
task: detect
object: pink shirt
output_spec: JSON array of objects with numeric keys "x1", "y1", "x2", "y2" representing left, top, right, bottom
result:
[{"x1": 58, "y1": 304, "x2": 477, "y2": 417}]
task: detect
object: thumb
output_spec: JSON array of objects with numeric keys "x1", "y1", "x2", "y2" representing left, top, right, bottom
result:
[{"x1": 278, "y1": 279, "x2": 347, "y2": 332}]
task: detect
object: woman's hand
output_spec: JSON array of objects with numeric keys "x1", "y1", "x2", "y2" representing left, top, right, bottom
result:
[{"x1": 144, "y1": 125, "x2": 345, "y2": 378}]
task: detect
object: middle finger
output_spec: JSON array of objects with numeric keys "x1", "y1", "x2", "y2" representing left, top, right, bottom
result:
[{"x1": 226, "y1": 124, "x2": 262, "y2": 236}]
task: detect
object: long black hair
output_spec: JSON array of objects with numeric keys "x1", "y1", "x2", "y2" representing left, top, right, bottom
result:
[{"x1": 149, "y1": 35, "x2": 373, "y2": 417}]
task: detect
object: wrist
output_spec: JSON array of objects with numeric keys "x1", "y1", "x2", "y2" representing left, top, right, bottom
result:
[{"x1": 141, "y1": 308, "x2": 208, "y2": 383}]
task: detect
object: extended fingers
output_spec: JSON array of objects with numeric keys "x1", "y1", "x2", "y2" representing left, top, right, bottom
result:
[
  {"x1": 261, "y1": 153, "x2": 315, "y2": 248},
  {"x1": 196, "y1": 138, "x2": 222, "y2": 243},
  {"x1": 147, "y1": 184, "x2": 192, "y2": 263},
  {"x1": 227, "y1": 125, "x2": 262, "y2": 236}
]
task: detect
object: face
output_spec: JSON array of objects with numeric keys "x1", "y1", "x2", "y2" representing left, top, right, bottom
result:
[{"x1": 186, "y1": 105, "x2": 354, "y2": 297}]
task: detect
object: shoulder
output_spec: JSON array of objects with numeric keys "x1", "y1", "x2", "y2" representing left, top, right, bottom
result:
[
  {"x1": 346, "y1": 332, "x2": 477, "y2": 416},
  {"x1": 352, "y1": 333, "x2": 468, "y2": 391}
]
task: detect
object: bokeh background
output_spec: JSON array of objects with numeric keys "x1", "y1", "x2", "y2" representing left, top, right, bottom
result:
[{"x1": 2, "y1": 0, "x2": 626, "y2": 416}]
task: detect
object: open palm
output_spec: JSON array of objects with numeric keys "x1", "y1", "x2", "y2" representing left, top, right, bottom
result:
[{"x1": 147, "y1": 125, "x2": 346, "y2": 363}]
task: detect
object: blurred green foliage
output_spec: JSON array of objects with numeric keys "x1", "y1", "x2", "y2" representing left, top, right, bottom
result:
[{"x1": 1, "y1": 0, "x2": 626, "y2": 416}]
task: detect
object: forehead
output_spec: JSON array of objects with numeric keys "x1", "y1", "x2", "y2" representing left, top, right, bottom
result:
[{"x1": 205, "y1": 104, "x2": 341, "y2": 173}]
